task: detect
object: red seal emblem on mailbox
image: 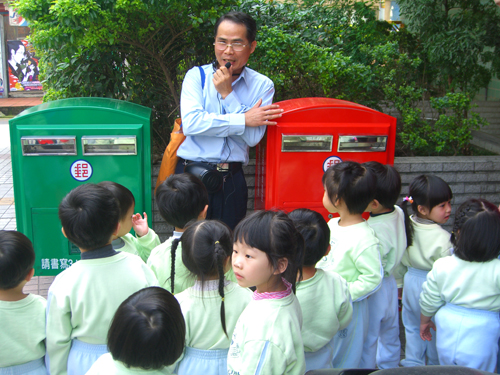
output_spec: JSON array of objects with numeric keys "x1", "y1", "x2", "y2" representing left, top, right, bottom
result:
[
  {"x1": 70, "y1": 160, "x2": 93, "y2": 181},
  {"x1": 323, "y1": 156, "x2": 342, "y2": 172}
]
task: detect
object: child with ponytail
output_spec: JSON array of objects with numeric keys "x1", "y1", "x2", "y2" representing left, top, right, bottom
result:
[
  {"x1": 173, "y1": 220, "x2": 251, "y2": 375},
  {"x1": 228, "y1": 210, "x2": 306, "y2": 375},
  {"x1": 420, "y1": 198, "x2": 500, "y2": 372},
  {"x1": 399, "y1": 174, "x2": 453, "y2": 367}
]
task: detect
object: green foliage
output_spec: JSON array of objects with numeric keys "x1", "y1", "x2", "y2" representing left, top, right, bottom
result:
[
  {"x1": 430, "y1": 93, "x2": 487, "y2": 155},
  {"x1": 398, "y1": 0, "x2": 500, "y2": 97},
  {"x1": 14, "y1": 0, "x2": 238, "y2": 150},
  {"x1": 14, "y1": 0, "x2": 495, "y2": 156}
]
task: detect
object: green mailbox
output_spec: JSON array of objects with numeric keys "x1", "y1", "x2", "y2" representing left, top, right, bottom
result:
[{"x1": 9, "y1": 98, "x2": 152, "y2": 276}]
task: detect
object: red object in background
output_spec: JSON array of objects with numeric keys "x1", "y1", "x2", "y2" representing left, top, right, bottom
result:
[{"x1": 255, "y1": 97, "x2": 397, "y2": 222}]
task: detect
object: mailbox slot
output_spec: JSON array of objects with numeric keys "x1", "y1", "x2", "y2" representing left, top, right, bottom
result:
[
  {"x1": 337, "y1": 135, "x2": 387, "y2": 152},
  {"x1": 21, "y1": 136, "x2": 77, "y2": 156},
  {"x1": 282, "y1": 135, "x2": 333, "y2": 152},
  {"x1": 82, "y1": 136, "x2": 137, "y2": 155}
]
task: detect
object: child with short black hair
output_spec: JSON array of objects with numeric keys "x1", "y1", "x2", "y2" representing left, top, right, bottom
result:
[
  {"x1": 46, "y1": 184, "x2": 158, "y2": 375},
  {"x1": 228, "y1": 210, "x2": 306, "y2": 375},
  {"x1": 399, "y1": 174, "x2": 453, "y2": 367},
  {"x1": 86, "y1": 287, "x2": 186, "y2": 374},
  {"x1": 0, "y1": 230, "x2": 47, "y2": 375},
  {"x1": 360, "y1": 161, "x2": 412, "y2": 369},
  {"x1": 419, "y1": 198, "x2": 500, "y2": 372},
  {"x1": 173, "y1": 220, "x2": 251, "y2": 374},
  {"x1": 147, "y1": 173, "x2": 208, "y2": 293},
  {"x1": 317, "y1": 161, "x2": 383, "y2": 368},
  {"x1": 98, "y1": 181, "x2": 160, "y2": 262},
  {"x1": 289, "y1": 209, "x2": 352, "y2": 372}
]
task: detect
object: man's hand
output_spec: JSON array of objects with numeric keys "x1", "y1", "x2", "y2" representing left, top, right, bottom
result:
[
  {"x1": 245, "y1": 99, "x2": 283, "y2": 127},
  {"x1": 420, "y1": 313, "x2": 436, "y2": 341},
  {"x1": 132, "y1": 212, "x2": 149, "y2": 237},
  {"x1": 213, "y1": 64, "x2": 233, "y2": 99}
]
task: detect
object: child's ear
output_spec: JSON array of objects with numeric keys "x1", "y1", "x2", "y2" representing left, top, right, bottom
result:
[
  {"x1": 366, "y1": 199, "x2": 380, "y2": 212},
  {"x1": 25, "y1": 268, "x2": 35, "y2": 282},
  {"x1": 61, "y1": 227, "x2": 67, "y2": 238},
  {"x1": 198, "y1": 205, "x2": 208, "y2": 220},
  {"x1": 273, "y1": 258, "x2": 289, "y2": 275},
  {"x1": 417, "y1": 205, "x2": 429, "y2": 216},
  {"x1": 324, "y1": 244, "x2": 331, "y2": 257},
  {"x1": 112, "y1": 222, "x2": 121, "y2": 237}
]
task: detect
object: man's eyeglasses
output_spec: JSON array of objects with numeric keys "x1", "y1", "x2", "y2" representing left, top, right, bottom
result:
[{"x1": 213, "y1": 41, "x2": 247, "y2": 52}]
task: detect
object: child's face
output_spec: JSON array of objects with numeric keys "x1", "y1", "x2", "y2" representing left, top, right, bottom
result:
[
  {"x1": 322, "y1": 188, "x2": 337, "y2": 213},
  {"x1": 117, "y1": 204, "x2": 135, "y2": 237},
  {"x1": 232, "y1": 240, "x2": 277, "y2": 293},
  {"x1": 426, "y1": 200, "x2": 452, "y2": 224}
]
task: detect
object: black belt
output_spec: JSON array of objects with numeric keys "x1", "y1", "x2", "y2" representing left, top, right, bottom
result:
[{"x1": 182, "y1": 159, "x2": 242, "y2": 173}]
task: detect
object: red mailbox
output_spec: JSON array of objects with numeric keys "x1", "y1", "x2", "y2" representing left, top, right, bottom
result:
[{"x1": 255, "y1": 97, "x2": 397, "y2": 221}]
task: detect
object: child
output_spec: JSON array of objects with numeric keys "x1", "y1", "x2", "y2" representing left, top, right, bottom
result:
[
  {"x1": 399, "y1": 174, "x2": 453, "y2": 367},
  {"x1": 98, "y1": 181, "x2": 160, "y2": 263},
  {"x1": 0, "y1": 231, "x2": 47, "y2": 375},
  {"x1": 46, "y1": 184, "x2": 158, "y2": 375},
  {"x1": 359, "y1": 161, "x2": 412, "y2": 369},
  {"x1": 227, "y1": 210, "x2": 306, "y2": 375},
  {"x1": 289, "y1": 208, "x2": 353, "y2": 372},
  {"x1": 317, "y1": 161, "x2": 383, "y2": 368},
  {"x1": 173, "y1": 220, "x2": 252, "y2": 374},
  {"x1": 86, "y1": 287, "x2": 186, "y2": 374},
  {"x1": 147, "y1": 173, "x2": 208, "y2": 293},
  {"x1": 419, "y1": 198, "x2": 500, "y2": 372}
]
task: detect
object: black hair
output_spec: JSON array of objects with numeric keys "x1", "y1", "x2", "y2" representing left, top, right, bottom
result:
[
  {"x1": 181, "y1": 220, "x2": 233, "y2": 337},
  {"x1": 234, "y1": 210, "x2": 304, "y2": 292},
  {"x1": 155, "y1": 173, "x2": 208, "y2": 230},
  {"x1": 107, "y1": 287, "x2": 185, "y2": 370},
  {"x1": 97, "y1": 181, "x2": 135, "y2": 222},
  {"x1": 451, "y1": 198, "x2": 499, "y2": 246},
  {"x1": 363, "y1": 161, "x2": 401, "y2": 208},
  {"x1": 322, "y1": 161, "x2": 376, "y2": 215},
  {"x1": 58, "y1": 184, "x2": 120, "y2": 251},
  {"x1": 288, "y1": 209, "x2": 330, "y2": 267},
  {"x1": 405, "y1": 174, "x2": 453, "y2": 214},
  {"x1": 214, "y1": 11, "x2": 257, "y2": 43},
  {"x1": 0, "y1": 231, "x2": 35, "y2": 290},
  {"x1": 453, "y1": 200, "x2": 500, "y2": 262}
]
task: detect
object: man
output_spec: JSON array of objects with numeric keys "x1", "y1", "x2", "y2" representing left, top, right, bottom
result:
[{"x1": 177, "y1": 11, "x2": 282, "y2": 229}]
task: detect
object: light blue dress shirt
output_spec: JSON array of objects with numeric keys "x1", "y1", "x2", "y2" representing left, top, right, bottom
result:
[{"x1": 178, "y1": 63, "x2": 275, "y2": 165}]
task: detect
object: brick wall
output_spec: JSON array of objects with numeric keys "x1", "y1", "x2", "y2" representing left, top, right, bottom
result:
[{"x1": 152, "y1": 155, "x2": 500, "y2": 239}]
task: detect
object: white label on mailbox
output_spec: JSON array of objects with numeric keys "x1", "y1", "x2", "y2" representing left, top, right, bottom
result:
[
  {"x1": 70, "y1": 160, "x2": 93, "y2": 181},
  {"x1": 323, "y1": 156, "x2": 342, "y2": 172}
]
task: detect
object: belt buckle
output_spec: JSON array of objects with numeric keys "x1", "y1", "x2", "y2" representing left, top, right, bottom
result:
[{"x1": 217, "y1": 163, "x2": 229, "y2": 172}]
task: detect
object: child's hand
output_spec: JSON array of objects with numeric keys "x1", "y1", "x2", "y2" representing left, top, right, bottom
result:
[
  {"x1": 420, "y1": 314, "x2": 436, "y2": 341},
  {"x1": 132, "y1": 212, "x2": 149, "y2": 237}
]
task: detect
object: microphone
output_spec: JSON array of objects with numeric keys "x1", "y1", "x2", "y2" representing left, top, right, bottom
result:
[{"x1": 225, "y1": 62, "x2": 231, "y2": 69}]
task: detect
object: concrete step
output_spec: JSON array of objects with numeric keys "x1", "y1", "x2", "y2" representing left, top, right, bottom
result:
[{"x1": 471, "y1": 130, "x2": 500, "y2": 154}]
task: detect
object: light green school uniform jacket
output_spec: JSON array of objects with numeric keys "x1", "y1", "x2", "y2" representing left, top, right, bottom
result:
[
  {"x1": 401, "y1": 215, "x2": 452, "y2": 273},
  {"x1": 0, "y1": 294, "x2": 46, "y2": 367},
  {"x1": 46, "y1": 250, "x2": 158, "y2": 375},
  {"x1": 317, "y1": 218, "x2": 383, "y2": 302},
  {"x1": 420, "y1": 255, "x2": 500, "y2": 316},
  {"x1": 113, "y1": 229, "x2": 161, "y2": 263},
  {"x1": 227, "y1": 293, "x2": 306, "y2": 375},
  {"x1": 296, "y1": 269, "x2": 353, "y2": 352},
  {"x1": 175, "y1": 281, "x2": 252, "y2": 350}
]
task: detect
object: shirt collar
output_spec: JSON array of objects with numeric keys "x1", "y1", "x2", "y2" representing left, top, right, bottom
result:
[
  {"x1": 80, "y1": 244, "x2": 118, "y2": 260},
  {"x1": 370, "y1": 207, "x2": 395, "y2": 217}
]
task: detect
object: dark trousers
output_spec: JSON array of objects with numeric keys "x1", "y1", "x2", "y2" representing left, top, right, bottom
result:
[{"x1": 175, "y1": 159, "x2": 248, "y2": 230}]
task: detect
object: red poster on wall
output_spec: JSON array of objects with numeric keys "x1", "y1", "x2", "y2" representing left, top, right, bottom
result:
[{"x1": 7, "y1": 40, "x2": 43, "y2": 91}]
